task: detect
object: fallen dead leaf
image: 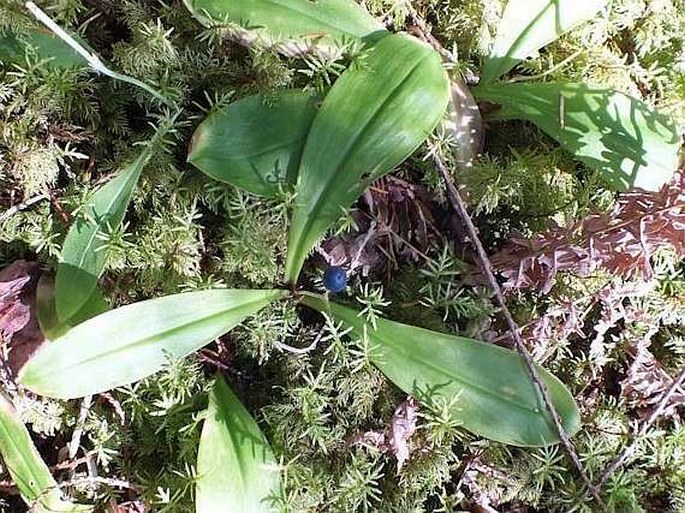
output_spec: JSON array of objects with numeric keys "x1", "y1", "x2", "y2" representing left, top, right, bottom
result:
[
  {"x1": 348, "y1": 397, "x2": 419, "y2": 471},
  {"x1": 0, "y1": 261, "x2": 45, "y2": 375}
]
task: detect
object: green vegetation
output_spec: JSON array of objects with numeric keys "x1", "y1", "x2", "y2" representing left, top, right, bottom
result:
[{"x1": 0, "y1": 0, "x2": 683, "y2": 511}]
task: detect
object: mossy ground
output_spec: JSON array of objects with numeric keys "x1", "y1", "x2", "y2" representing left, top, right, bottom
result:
[{"x1": 1, "y1": 0, "x2": 684, "y2": 511}]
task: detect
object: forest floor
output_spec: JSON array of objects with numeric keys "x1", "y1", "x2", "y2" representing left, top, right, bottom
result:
[{"x1": 1, "y1": 0, "x2": 684, "y2": 512}]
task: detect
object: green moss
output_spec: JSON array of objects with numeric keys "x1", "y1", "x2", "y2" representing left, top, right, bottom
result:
[{"x1": 0, "y1": 0, "x2": 683, "y2": 510}]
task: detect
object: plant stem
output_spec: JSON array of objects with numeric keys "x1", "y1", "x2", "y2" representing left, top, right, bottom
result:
[
  {"x1": 25, "y1": 2, "x2": 177, "y2": 109},
  {"x1": 429, "y1": 141, "x2": 607, "y2": 510}
]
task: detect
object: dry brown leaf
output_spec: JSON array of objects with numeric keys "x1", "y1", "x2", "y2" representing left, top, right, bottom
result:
[
  {"x1": 319, "y1": 176, "x2": 439, "y2": 275},
  {"x1": 0, "y1": 261, "x2": 45, "y2": 374},
  {"x1": 0, "y1": 273, "x2": 31, "y2": 340},
  {"x1": 348, "y1": 397, "x2": 419, "y2": 471}
]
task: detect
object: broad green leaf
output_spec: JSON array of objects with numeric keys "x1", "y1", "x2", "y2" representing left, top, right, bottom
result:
[
  {"x1": 19, "y1": 289, "x2": 284, "y2": 399},
  {"x1": 0, "y1": 392, "x2": 92, "y2": 512},
  {"x1": 36, "y1": 274, "x2": 109, "y2": 340},
  {"x1": 55, "y1": 147, "x2": 151, "y2": 324},
  {"x1": 196, "y1": 377, "x2": 279, "y2": 513},
  {"x1": 473, "y1": 82, "x2": 681, "y2": 191},
  {"x1": 481, "y1": 0, "x2": 607, "y2": 83},
  {"x1": 0, "y1": 29, "x2": 85, "y2": 68},
  {"x1": 285, "y1": 34, "x2": 449, "y2": 283},
  {"x1": 183, "y1": 0, "x2": 385, "y2": 55},
  {"x1": 188, "y1": 91, "x2": 318, "y2": 197},
  {"x1": 302, "y1": 294, "x2": 580, "y2": 446}
]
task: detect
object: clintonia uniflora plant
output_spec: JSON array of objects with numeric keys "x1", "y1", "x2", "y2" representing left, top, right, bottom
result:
[
  {"x1": 471, "y1": 0, "x2": 681, "y2": 192},
  {"x1": 0, "y1": 0, "x2": 680, "y2": 511}
]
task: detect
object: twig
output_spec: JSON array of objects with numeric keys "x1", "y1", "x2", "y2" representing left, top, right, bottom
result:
[
  {"x1": 198, "y1": 348, "x2": 231, "y2": 370},
  {"x1": 0, "y1": 481, "x2": 19, "y2": 494},
  {"x1": 48, "y1": 190, "x2": 71, "y2": 224},
  {"x1": 25, "y1": 2, "x2": 176, "y2": 109},
  {"x1": 403, "y1": 6, "x2": 605, "y2": 505},
  {"x1": 51, "y1": 451, "x2": 98, "y2": 472},
  {"x1": 597, "y1": 364, "x2": 685, "y2": 487},
  {"x1": 275, "y1": 328, "x2": 324, "y2": 355},
  {"x1": 350, "y1": 221, "x2": 376, "y2": 269},
  {"x1": 68, "y1": 395, "x2": 92, "y2": 460},
  {"x1": 0, "y1": 194, "x2": 48, "y2": 224},
  {"x1": 98, "y1": 391, "x2": 127, "y2": 426},
  {"x1": 28, "y1": 474, "x2": 138, "y2": 511},
  {"x1": 429, "y1": 142, "x2": 606, "y2": 510},
  {"x1": 59, "y1": 475, "x2": 138, "y2": 491}
]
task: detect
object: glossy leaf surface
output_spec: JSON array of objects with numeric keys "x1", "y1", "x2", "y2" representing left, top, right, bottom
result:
[
  {"x1": 188, "y1": 91, "x2": 318, "y2": 197},
  {"x1": 196, "y1": 377, "x2": 279, "y2": 513},
  {"x1": 445, "y1": 75, "x2": 484, "y2": 172},
  {"x1": 20, "y1": 289, "x2": 284, "y2": 399},
  {"x1": 183, "y1": 0, "x2": 385, "y2": 55},
  {"x1": 285, "y1": 34, "x2": 449, "y2": 282},
  {"x1": 474, "y1": 82, "x2": 680, "y2": 191},
  {"x1": 481, "y1": 0, "x2": 607, "y2": 83},
  {"x1": 0, "y1": 392, "x2": 92, "y2": 512},
  {"x1": 303, "y1": 294, "x2": 580, "y2": 446},
  {"x1": 55, "y1": 148, "x2": 151, "y2": 323},
  {"x1": 0, "y1": 29, "x2": 85, "y2": 68}
]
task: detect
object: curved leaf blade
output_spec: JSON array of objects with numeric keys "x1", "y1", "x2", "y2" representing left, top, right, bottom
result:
[
  {"x1": 196, "y1": 377, "x2": 279, "y2": 513},
  {"x1": 37, "y1": 274, "x2": 109, "y2": 340},
  {"x1": 183, "y1": 0, "x2": 385, "y2": 55},
  {"x1": 188, "y1": 91, "x2": 318, "y2": 197},
  {"x1": 55, "y1": 148, "x2": 151, "y2": 323},
  {"x1": 285, "y1": 34, "x2": 449, "y2": 283},
  {"x1": 0, "y1": 29, "x2": 86, "y2": 68},
  {"x1": 302, "y1": 294, "x2": 580, "y2": 447},
  {"x1": 0, "y1": 392, "x2": 92, "y2": 512},
  {"x1": 473, "y1": 82, "x2": 681, "y2": 191},
  {"x1": 19, "y1": 289, "x2": 284, "y2": 399},
  {"x1": 481, "y1": 0, "x2": 607, "y2": 83}
]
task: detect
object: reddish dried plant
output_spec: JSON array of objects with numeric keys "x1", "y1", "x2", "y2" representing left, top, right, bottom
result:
[{"x1": 490, "y1": 172, "x2": 685, "y2": 292}]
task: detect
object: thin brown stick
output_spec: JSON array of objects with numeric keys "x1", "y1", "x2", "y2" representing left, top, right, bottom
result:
[
  {"x1": 51, "y1": 452, "x2": 98, "y2": 472},
  {"x1": 404, "y1": 6, "x2": 604, "y2": 506},
  {"x1": 429, "y1": 143, "x2": 606, "y2": 510},
  {"x1": 597, "y1": 364, "x2": 685, "y2": 486},
  {"x1": 0, "y1": 481, "x2": 19, "y2": 494}
]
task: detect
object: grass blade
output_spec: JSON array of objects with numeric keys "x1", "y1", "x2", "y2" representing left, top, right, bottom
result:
[
  {"x1": 36, "y1": 274, "x2": 109, "y2": 339},
  {"x1": 54, "y1": 148, "x2": 150, "y2": 324},
  {"x1": 0, "y1": 28, "x2": 86, "y2": 68},
  {"x1": 183, "y1": 0, "x2": 385, "y2": 54},
  {"x1": 481, "y1": 0, "x2": 607, "y2": 83}
]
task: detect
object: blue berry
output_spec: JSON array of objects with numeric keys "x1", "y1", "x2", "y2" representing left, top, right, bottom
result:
[{"x1": 323, "y1": 266, "x2": 347, "y2": 293}]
